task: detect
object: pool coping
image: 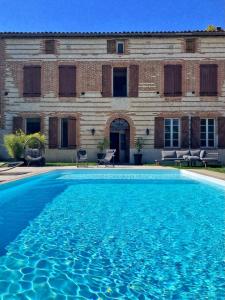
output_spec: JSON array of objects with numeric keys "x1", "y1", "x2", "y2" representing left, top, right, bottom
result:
[{"x1": 181, "y1": 170, "x2": 225, "y2": 187}]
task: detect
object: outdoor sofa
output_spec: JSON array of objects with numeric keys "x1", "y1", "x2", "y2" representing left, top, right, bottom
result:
[{"x1": 161, "y1": 150, "x2": 220, "y2": 167}]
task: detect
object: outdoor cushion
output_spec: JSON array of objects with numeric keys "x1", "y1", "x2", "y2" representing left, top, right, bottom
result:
[
  {"x1": 200, "y1": 150, "x2": 205, "y2": 159},
  {"x1": 190, "y1": 150, "x2": 201, "y2": 157},
  {"x1": 162, "y1": 151, "x2": 176, "y2": 159},
  {"x1": 186, "y1": 155, "x2": 200, "y2": 161},
  {"x1": 176, "y1": 150, "x2": 190, "y2": 159}
]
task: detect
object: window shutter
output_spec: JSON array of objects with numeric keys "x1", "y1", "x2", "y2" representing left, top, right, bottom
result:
[
  {"x1": 68, "y1": 117, "x2": 77, "y2": 148},
  {"x1": 49, "y1": 117, "x2": 58, "y2": 148},
  {"x1": 181, "y1": 116, "x2": 189, "y2": 148},
  {"x1": 200, "y1": 65, "x2": 218, "y2": 96},
  {"x1": 191, "y1": 116, "x2": 200, "y2": 148},
  {"x1": 185, "y1": 39, "x2": 196, "y2": 53},
  {"x1": 218, "y1": 117, "x2": 225, "y2": 148},
  {"x1": 59, "y1": 66, "x2": 76, "y2": 97},
  {"x1": 13, "y1": 116, "x2": 23, "y2": 133},
  {"x1": 164, "y1": 65, "x2": 182, "y2": 97},
  {"x1": 154, "y1": 117, "x2": 164, "y2": 148},
  {"x1": 129, "y1": 65, "x2": 139, "y2": 97},
  {"x1": 102, "y1": 65, "x2": 112, "y2": 97},
  {"x1": 45, "y1": 40, "x2": 55, "y2": 54},
  {"x1": 107, "y1": 40, "x2": 116, "y2": 54},
  {"x1": 23, "y1": 66, "x2": 41, "y2": 96}
]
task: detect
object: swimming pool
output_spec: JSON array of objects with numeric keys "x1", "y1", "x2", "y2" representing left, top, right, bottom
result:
[{"x1": 0, "y1": 169, "x2": 224, "y2": 299}]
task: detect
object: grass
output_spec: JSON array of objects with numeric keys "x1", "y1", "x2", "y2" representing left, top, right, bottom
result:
[{"x1": 45, "y1": 162, "x2": 97, "y2": 167}]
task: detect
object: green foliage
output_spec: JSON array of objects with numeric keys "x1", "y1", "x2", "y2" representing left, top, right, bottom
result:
[
  {"x1": 4, "y1": 130, "x2": 46, "y2": 160},
  {"x1": 206, "y1": 25, "x2": 217, "y2": 32},
  {"x1": 135, "y1": 137, "x2": 144, "y2": 153},
  {"x1": 97, "y1": 138, "x2": 109, "y2": 152}
]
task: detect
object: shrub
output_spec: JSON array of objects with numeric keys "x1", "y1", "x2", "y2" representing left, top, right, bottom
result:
[
  {"x1": 4, "y1": 130, "x2": 46, "y2": 160},
  {"x1": 97, "y1": 138, "x2": 109, "y2": 152}
]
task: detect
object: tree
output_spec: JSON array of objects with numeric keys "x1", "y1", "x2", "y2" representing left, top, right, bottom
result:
[{"x1": 206, "y1": 25, "x2": 217, "y2": 32}]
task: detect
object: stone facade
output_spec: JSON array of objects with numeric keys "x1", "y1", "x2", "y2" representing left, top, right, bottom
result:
[{"x1": 0, "y1": 31, "x2": 225, "y2": 163}]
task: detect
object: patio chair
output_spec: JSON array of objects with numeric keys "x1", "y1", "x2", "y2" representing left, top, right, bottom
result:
[
  {"x1": 24, "y1": 137, "x2": 45, "y2": 166},
  {"x1": 0, "y1": 161, "x2": 24, "y2": 173},
  {"x1": 76, "y1": 148, "x2": 88, "y2": 167},
  {"x1": 200, "y1": 152, "x2": 220, "y2": 168},
  {"x1": 98, "y1": 149, "x2": 116, "y2": 166}
]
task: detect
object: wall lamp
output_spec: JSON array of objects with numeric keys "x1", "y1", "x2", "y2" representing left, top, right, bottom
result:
[
  {"x1": 91, "y1": 128, "x2": 95, "y2": 136},
  {"x1": 146, "y1": 128, "x2": 150, "y2": 136}
]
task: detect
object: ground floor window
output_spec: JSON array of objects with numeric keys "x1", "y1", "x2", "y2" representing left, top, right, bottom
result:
[
  {"x1": 26, "y1": 118, "x2": 41, "y2": 134},
  {"x1": 61, "y1": 118, "x2": 69, "y2": 147},
  {"x1": 200, "y1": 118, "x2": 215, "y2": 147},
  {"x1": 164, "y1": 118, "x2": 180, "y2": 148}
]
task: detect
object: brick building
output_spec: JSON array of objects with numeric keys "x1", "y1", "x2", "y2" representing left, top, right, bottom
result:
[{"x1": 0, "y1": 30, "x2": 225, "y2": 163}]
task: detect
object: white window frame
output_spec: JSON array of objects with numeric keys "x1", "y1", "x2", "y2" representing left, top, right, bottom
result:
[
  {"x1": 116, "y1": 41, "x2": 125, "y2": 54},
  {"x1": 164, "y1": 118, "x2": 180, "y2": 148},
  {"x1": 200, "y1": 118, "x2": 216, "y2": 148}
]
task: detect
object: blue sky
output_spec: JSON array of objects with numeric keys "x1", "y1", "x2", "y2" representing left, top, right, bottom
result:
[{"x1": 0, "y1": 0, "x2": 224, "y2": 32}]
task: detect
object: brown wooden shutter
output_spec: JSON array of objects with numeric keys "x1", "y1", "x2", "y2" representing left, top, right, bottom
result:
[
  {"x1": 185, "y1": 39, "x2": 196, "y2": 53},
  {"x1": 164, "y1": 65, "x2": 182, "y2": 97},
  {"x1": 23, "y1": 66, "x2": 41, "y2": 96},
  {"x1": 218, "y1": 117, "x2": 225, "y2": 148},
  {"x1": 49, "y1": 117, "x2": 58, "y2": 149},
  {"x1": 191, "y1": 116, "x2": 200, "y2": 148},
  {"x1": 200, "y1": 65, "x2": 218, "y2": 96},
  {"x1": 102, "y1": 65, "x2": 112, "y2": 97},
  {"x1": 154, "y1": 117, "x2": 164, "y2": 148},
  {"x1": 68, "y1": 118, "x2": 77, "y2": 148},
  {"x1": 13, "y1": 116, "x2": 23, "y2": 133},
  {"x1": 59, "y1": 66, "x2": 76, "y2": 97},
  {"x1": 45, "y1": 40, "x2": 55, "y2": 54},
  {"x1": 129, "y1": 65, "x2": 139, "y2": 97},
  {"x1": 181, "y1": 116, "x2": 189, "y2": 148},
  {"x1": 107, "y1": 40, "x2": 116, "y2": 54}
]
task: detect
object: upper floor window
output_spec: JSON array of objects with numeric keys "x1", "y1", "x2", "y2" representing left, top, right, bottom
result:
[
  {"x1": 200, "y1": 118, "x2": 215, "y2": 147},
  {"x1": 107, "y1": 40, "x2": 126, "y2": 54},
  {"x1": 23, "y1": 66, "x2": 41, "y2": 97},
  {"x1": 26, "y1": 118, "x2": 41, "y2": 134},
  {"x1": 164, "y1": 65, "x2": 182, "y2": 97},
  {"x1": 200, "y1": 64, "x2": 218, "y2": 96},
  {"x1": 185, "y1": 38, "x2": 196, "y2": 53},
  {"x1": 113, "y1": 68, "x2": 127, "y2": 97},
  {"x1": 116, "y1": 41, "x2": 124, "y2": 54},
  {"x1": 164, "y1": 118, "x2": 180, "y2": 148},
  {"x1": 45, "y1": 40, "x2": 56, "y2": 54},
  {"x1": 59, "y1": 66, "x2": 76, "y2": 97}
]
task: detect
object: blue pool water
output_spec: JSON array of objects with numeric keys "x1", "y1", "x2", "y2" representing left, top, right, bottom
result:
[{"x1": 0, "y1": 169, "x2": 224, "y2": 299}]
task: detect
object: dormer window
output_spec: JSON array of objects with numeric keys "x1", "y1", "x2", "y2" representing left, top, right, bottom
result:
[{"x1": 116, "y1": 41, "x2": 124, "y2": 54}]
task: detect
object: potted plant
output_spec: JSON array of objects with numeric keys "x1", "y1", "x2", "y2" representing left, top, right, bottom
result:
[
  {"x1": 97, "y1": 138, "x2": 109, "y2": 160},
  {"x1": 134, "y1": 137, "x2": 144, "y2": 165}
]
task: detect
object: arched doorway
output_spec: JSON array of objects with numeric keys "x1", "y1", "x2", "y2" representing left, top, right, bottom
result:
[{"x1": 110, "y1": 118, "x2": 130, "y2": 163}]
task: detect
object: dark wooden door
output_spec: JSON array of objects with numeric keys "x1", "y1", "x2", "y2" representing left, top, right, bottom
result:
[{"x1": 110, "y1": 132, "x2": 120, "y2": 163}]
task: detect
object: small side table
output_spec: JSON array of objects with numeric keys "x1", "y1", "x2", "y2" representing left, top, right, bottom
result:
[{"x1": 155, "y1": 160, "x2": 160, "y2": 166}]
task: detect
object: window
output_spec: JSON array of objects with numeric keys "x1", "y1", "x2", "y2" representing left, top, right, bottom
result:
[
  {"x1": 26, "y1": 118, "x2": 41, "y2": 134},
  {"x1": 59, "y1": 66, "x2": 76, "y2": 97},
  {"x1": 164, "y1": 65, "x2": 182, "y2": 97},
  {"x1": 23, "y1": 66, "x2": 41, "y2": 96},
  {"x1": 116, "y1": 41, "x2": 124, "y2": 54},
  {"x1": 200, "y1": 65, "x2": 218, "y2": 96},
  {"x1": 45, "y1": 40, "x2": 56, "y2": 54},
  {"x1": 164, "y1": 118, "x2": 180, "y2": 148},
  {"x1": 185, "y1": 38, "x2": 196, "y2": 53},
  {"x1": 61, "y1": 118, "x2": 68, "y2": 147},
  {"x1": 60, "y1": 117, "x2": 77, "y2": 148},
  {"x1": 113, "y1": 68, "x2": 127, "y2": 97},
  {"x1": 200, "y1": 119, "x2": 215, "y2": 147}
]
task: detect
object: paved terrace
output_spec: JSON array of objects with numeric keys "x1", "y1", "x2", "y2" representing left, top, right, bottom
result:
[{"x1": 0, "y1": 166, "x2": 224, "y2": 184}]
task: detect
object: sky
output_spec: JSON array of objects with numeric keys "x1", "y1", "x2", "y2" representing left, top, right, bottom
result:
[{"x1": 0, "y1": 0, "x2": 224, "y2": 32}]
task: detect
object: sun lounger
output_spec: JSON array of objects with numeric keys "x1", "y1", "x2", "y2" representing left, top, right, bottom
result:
[
  {"x1": 98, "y1": 149, "x2": 116, "y2": 166},
  {"x1": 0, "y1": 161, "x2": 24, "y2": 173}
]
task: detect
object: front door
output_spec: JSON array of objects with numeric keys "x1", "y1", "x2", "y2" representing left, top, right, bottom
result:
[
  {"x1": 110, "y1": 132, "x2": 120, "y2": 163},
  {"x1": 110, "y1": 119, "x2": 130, "y2": 164}
]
